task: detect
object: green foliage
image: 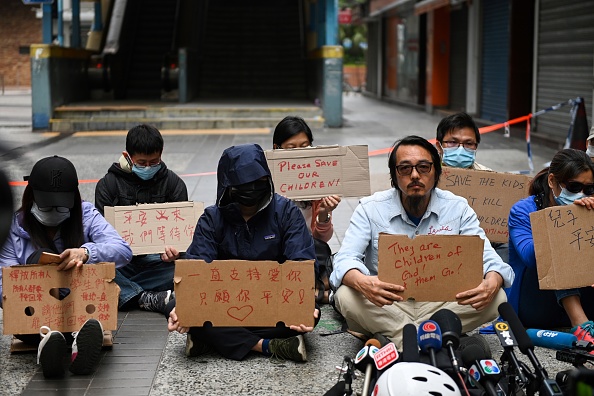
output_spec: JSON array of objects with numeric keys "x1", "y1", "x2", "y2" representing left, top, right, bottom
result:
[{"x1": 339, "y1": 21, "x2": 367, "y2": 64}]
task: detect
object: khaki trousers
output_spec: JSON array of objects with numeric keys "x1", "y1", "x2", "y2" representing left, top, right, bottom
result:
[{"x1": 334, "y1": 285, "x2": 507, "y2": 350}]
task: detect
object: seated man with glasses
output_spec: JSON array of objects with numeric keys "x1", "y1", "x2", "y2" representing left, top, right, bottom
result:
[
  {"x1": 435, "y1": 112, "x2": 489, "y2": 170},
  {"x1": 329, "y1": 135, "x2": 514, "y2": 349},
  {"x1": 95, "y1": 124, "x2": 188, "y2": 315}
]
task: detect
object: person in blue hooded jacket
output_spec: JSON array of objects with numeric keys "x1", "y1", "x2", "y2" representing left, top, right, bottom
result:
[{"x1": 163, "y1": 143, "x2": 319, "y2": 362}]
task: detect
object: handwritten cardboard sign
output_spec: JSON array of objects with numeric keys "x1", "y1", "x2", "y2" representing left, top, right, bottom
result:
[
  {"x1": 377, "y1": 233, "x2": 483, "y2": 301},
  {"x1": 438, "y1": 167, "x2": 531, "y2": 243},
  {"x1": 2, "y1": 263, "x2": 118, "y2": 335},
  {"x1": 104, "y1": 201, "x2": 204, "y2": 255},
  {"x1": 530, "y1": 205, "x2": 594, "y2": 290},
  {"x1": 174, "y1": 260, "x2": 315, "y2": 327},
  {"x1": 265, "y1": 145, "x2": 370, "y2": 200}
]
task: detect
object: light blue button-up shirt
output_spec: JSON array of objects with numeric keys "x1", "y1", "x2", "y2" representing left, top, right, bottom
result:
[{"x1": 330, "y1": 188, "x2": 514, "y2": 289}]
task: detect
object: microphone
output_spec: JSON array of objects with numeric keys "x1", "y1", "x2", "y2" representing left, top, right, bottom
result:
[
  {"x1": 526, "y1": 328, "x2": 594, "y2": 352},
  {"x1": 418, "y1": 320, "x2": 442, "y2": 367},
  {"x1": 499, "y1": 302, "x2": 564, "y2": 396},
  {"x1": 462, "y1": 344, "x2": 502, "y2": 396},
  {"x1": 373, "y1": 342, "x2": 399, "y2": 373},
  {"x1": 401, "y1": 323, "x2": 420, "y2": 362},
  {"x1": 354, "y1": 339, "x2": 381, "y2": 396},
  {"x1": 430, "y1": 309, "x2": 462, "y2": 373}
]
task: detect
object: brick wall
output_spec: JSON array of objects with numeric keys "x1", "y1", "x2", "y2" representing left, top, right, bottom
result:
[{"x1": 0, "y1": 0, "x2": 42, "y2": 87}]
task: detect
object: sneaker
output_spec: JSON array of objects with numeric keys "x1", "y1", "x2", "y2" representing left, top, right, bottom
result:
[
  {"x1": 69, "y1": 318, "x2": 104, "y2": 375},
  {"x1": 268, "y1": 335, "x2": 307, "y2": 362},
  {"x1": 139, "y1": 290, "x2": 174, "y2": 314},
  {"x1": 185, "y1": 333, "x2": 214, "y2": 357},
  {"x1": 571, "y1": 320, "x2": 594, "y2": 355},
  {"x1": 37, "y1": 326, "x2": 67, "y2": 378}
]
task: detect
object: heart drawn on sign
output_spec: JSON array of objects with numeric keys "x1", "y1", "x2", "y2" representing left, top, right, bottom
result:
[{"x1": 227, "y1": 305, "x2": 254, "y2": 321}]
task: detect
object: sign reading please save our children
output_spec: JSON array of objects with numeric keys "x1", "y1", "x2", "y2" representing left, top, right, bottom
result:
[{"x1": 265, "y1": 145, "x2": 371, "y2": 201}]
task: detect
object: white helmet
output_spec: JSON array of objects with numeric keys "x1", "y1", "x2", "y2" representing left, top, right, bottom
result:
[{"x1": 373, "y1": 362, "x2": 461, "y2": 396}]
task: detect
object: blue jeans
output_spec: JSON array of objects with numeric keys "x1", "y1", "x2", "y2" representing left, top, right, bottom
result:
[
  {"x1": 114, "y1": 254, "x2": 175, "y2": 308},
  {"x1": 518, "y1": 265, "x2": 594, "y2": 328}
]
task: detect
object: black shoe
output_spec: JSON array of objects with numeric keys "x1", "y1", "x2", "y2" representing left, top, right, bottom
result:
[
  {"x1": 185, "y1": 333, "x2": 214, "y2": 357},
  {"x1": 69, "y1": 318, "x2": 104, "y2": 375},
  {"x1": 38, "y1": 326, "x2": 67, "y2": 378},
  {"x1": 268, "y1": 335, "x2": 307, "y2": 362},
  {"x1": 138, "y1": 290, "x2": 174, "y2": 314}
]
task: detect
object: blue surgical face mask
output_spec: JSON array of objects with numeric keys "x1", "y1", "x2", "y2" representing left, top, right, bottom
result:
[
  {"x1": 553, "y1": 186, "x2": 586, "y2": 206},
  {"x1": 31, "y1": 202, "x2": 70, "y2": 226},
  {"x1": 132, "y1": 163, "x2": 161, "y2": 180},
  {"x1": 441, "y1": 145, "x2": 476, "y2": 168},
  {"x1": 586, "y1": 145, "x2": 594, "y2": 158}
]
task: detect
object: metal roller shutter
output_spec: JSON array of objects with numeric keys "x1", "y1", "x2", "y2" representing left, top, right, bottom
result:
[
  {"x1": 449, "y1": 5, "x2": 468, "y2": 112},
  {"x1": 535, "y1": 0, "x2": 594, "y2": 139},
  {"x1": 480, "y1": 0, "x2": 510, "y2": 122}
]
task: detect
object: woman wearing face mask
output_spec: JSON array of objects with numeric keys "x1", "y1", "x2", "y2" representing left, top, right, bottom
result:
[
  {"x1": 508, "y1": 149, "x2": 594, "y2": 345},
  {"x1": 272, "y1": 116, "x2": 341, "y2": 243},
  {"x1": 0, "y1": 156, "x2": 132, "y2": 377}
]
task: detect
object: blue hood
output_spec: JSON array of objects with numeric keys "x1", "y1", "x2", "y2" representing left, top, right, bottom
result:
[{"x1": 216, "y1": 144, "x2": 272, "y2": 206}]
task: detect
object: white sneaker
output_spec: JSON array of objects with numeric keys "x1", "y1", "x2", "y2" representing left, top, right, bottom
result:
[{"x1": 37, "y1": 326, "x2": 67, "y2": 378}]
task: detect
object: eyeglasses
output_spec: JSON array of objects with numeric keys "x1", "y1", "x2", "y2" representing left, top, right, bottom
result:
[
  {"x1": 395, "y1": 162, "x2": 433, "y2": 176},
  {"x1": 38, "y1": 206, "x2": 70, "y2": 213},
  {"x1": 441, "y1": 141, "x2": 478, "y2": 150},
  {"x1": 561, "y1": 181, "x2": 594, "y2": 196},
  {"x1": 134, "y1": 161, "x2": 161, "y2": 168}
]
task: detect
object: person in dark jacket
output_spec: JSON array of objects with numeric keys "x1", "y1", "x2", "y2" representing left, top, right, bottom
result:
[
  {"x1": 95, "y1": 124, "x2": 188, "y2": 315},
  {"x1": 163, "y1": 143, "x2": 319, "y2": 362}
]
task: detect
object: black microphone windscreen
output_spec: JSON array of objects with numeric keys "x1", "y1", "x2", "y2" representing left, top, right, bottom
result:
[
  {"x1": 430, "y1": 309, "x2": 462, "y2": 348},
  {"x1": 461, "y1": 344, "x2": 488, "y2": 367},
  {"x1": 401, "y1": 323, "x2": 420, "y2": 362},
  {"x1": 498, "y1": 302, "x2": 533, "y2": 354},
  {"x1": 459, "y1": 334, "x2": 492, "y2": 359},
  {"x1": 323, "y1": 380, "x2": 346, "y2": 396}
]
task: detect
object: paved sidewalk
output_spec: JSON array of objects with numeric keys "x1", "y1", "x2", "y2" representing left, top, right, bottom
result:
[{"x1": 0, "y1": 91, "x2": 574, "y2": 395}]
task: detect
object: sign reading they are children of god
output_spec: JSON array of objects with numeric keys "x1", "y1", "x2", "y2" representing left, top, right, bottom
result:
[
  {"x1": 531, "y1": 205, "x2": 594, "y2": 290},
  {"x1": 174, "y1": 260, "x2": 315, "y2": 327},
  {"x1": 265, "y1": 145, "x2": 370, "y2": 201},
  {"x1": 438, "y1": 167, "x2": 531, "y2": 243},
  {"x1": 377, "y1": 233, "x2": 483, "y2": 301},
  {"x1": 104, "y1": 201, "x2": 204, "y2": 255},
  {"x1": 2, "y1": 263, "x2": 118, "y2": 335}
]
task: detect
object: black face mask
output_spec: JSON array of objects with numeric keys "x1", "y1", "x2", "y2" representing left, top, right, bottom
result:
[{"x1": 230, "y1": 179, "x2": 270, "y2": 207}]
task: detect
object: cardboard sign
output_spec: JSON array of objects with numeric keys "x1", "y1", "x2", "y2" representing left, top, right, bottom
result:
[
  {"x1": 438, "y1": 167, "x2": 531, "y2": 243},
  {"x1": 174, "y1": 260, "x2": 315, "y2": 327},
  {"x1": 377, "y1": 233, "x2": 483, "y2": 301},
  {"x1": 530, "y1": 205, "x2": 594, "y2": 290},
  {"x1": 265, "y1": 145, "x2": 370, "y2": 200},
  {"x1": 104, "y1": 201, "x2": 204, "y2": 255},
  {"x1": 2, "y1": 262, "x2": 118, "y2": 334}
]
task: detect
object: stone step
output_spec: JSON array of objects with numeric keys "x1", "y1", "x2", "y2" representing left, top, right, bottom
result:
[
  {"x1": 49, "y1": 116, "x2": 325, "y2": 133},
  {"x1": 53, "y1": 106, "x2": 322, "y2": 120}
]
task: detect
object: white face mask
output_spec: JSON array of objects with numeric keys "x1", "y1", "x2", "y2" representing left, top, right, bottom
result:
[
  {"x1": 586, "y1": 145, "x2": 594, "y2": 158},
  {"x1": 31, "y1": 202, "x2": 70, "y2": 226}
]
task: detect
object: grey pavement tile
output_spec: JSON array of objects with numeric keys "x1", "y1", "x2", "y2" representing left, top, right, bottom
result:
[
  {"x1": 92, "y1": 369, "x2": 156, "y2": 380},
  {"x1": 25, "y1": 377, "x2": 91, "y2": 389},
  {"x1": 90, "y1": 377, "x2": 154, "y2": 389},
  {"x1": 86, "y1": 388, "x2": 150, "y2": 396},
  {"x1": 21, "y1": 390, "x2": 88, "y2": 396}
]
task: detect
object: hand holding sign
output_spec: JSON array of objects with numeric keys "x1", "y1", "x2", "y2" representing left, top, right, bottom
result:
[{"x1": 378, "y1": 233, "x2": 483, "y2": 301}]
